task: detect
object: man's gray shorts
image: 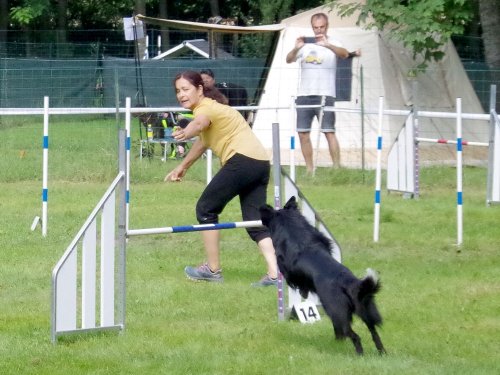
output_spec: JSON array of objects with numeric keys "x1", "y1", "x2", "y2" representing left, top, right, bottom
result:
[{"x1": 296, "y1": 95, "x2": 336, "y2": 133}]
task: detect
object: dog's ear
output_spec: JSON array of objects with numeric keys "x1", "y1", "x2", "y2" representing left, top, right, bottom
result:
[
  {"x1": 259, "y1": 205, "x2": 275, "y2": 226},
  {"x1": 284, "y1": 196, "x2": 298, "y2": 210}
]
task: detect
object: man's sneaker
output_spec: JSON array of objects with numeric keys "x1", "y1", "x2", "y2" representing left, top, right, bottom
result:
[
  {"x1": 185, "y1": 263, "x2": 224, "y2": 283},
  {"x1": 251, "y1": 274, "x2": 278, "y2": 287}
]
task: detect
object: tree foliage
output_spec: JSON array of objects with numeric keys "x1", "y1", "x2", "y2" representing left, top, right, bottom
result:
[{"x1": 330, "y1": 0, "x2": 474, "y2": 69}]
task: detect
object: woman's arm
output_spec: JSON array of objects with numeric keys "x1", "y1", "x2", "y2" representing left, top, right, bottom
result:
[
  {"x1": 164, "y1": 138, "x2": 207, "y2": 182},
  {"x1": 172, "y1": 113, "x2": 210, "y2": 141}
]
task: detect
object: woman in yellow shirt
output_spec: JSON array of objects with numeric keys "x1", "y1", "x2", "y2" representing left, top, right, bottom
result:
[{"x1": 165, "y1": 70, "x2": 277, "y2": 287}]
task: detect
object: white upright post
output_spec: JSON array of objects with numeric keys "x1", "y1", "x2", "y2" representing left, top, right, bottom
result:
[
  {"x1": 42, "y1": 96, "x2": 49, "y2": 237},
  {"x1": 373, "y1": 96, "x2": 384, "y2": 242},
  {"x1": 125, "y1": 98, "x2": 131, "y2": 232},
  {"x1": 313, "y1": 95, "x2": 326, "y2": 176},
  {"x1": 206, "y1": 149, "x2": 213, "y2": 184},
  {"x1": 456, "y1": 98, "x2": 463, "y2": 246},
  {"x1": 157, "y1": 35, "x2": 162, "y2": 56}
]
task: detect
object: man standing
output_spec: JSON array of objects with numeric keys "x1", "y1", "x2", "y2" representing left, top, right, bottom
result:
[{"x1": 286, "y1": 12, "x2": 349, "y2": 172}]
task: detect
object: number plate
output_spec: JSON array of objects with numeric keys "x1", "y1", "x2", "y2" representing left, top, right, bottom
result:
[{"x1": 293, "y1": 301, "x2": 321, "y2": 324}]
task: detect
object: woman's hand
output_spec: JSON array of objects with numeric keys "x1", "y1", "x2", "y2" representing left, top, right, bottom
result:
[
  {"x1": 172, "y1": 127, "x2": 188, "y2": 142},
  {"x1": 164, "y1": 165, "x2": 186, "y2": 182}
]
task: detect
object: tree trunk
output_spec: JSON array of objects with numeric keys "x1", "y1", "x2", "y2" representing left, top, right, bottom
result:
[
  {"x1": 208, "y1": 0, "x2": 220, "y2": 17},
  {"x1": 479, "y1": 0, "x2": 500, "y2": 67},
  {"x1": 57, "y1": 0, "x2": 68, "y2": 57},
  {"x1": 159, "y1": 0, "x2": 169, "y2": 54},
  {"x1": 135, "y1": 0, "x2": 147, "y2": 59},
  {"x1": 0, "y1": 0, "x2": 8, "y2": 51}
]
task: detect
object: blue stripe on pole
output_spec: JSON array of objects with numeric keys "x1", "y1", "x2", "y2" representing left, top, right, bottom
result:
[
  {"x1": 377, "y1": 136, "x2": 382, "y2": 150},
  {"x1": 43, "y1": 136, "x2": 49, "y2": 149},
  {"x1": 290, "y1": 136, "x2": 295, "y2": 150},
  {"x1": 126, "y1": 137, "x2": 131, "y2": 151},
  {"x1": 457, "y1": 138, "x2": 462, "y2": 152},
  {"x1": 457, "y1": 191, "x2": 463, "y2": 205},
  {"x1": 375, "y1": 190, "x2": 381, "y2": 204},
  {"x1": 171, "y1": 222, "x2": 238, "y2": 233},
  {"x1": 126, "y1": 190, "x2": 130, "y2": 204},
  {"x1": 42, "y1": 188, "x2": 48, "y2": 202}
]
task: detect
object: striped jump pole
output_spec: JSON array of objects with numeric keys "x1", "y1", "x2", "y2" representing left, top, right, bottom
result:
[
  {"x1": 416, "y1": 137, "x2": 488, "y2": 147},
  {"x1": 127, "y1": 220, "x2": 263, "y2": 236},
  {"x1": 373, "y1": 96, "x2": 384, "y2": 242}
]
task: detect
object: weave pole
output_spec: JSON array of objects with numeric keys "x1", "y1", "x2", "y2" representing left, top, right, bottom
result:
[
  {"x1": 373, "y1": 96, "x2": 384, "y2": 242},
  {"x1": 456, "y1": 98, "x2": 463, "y2": 246}
]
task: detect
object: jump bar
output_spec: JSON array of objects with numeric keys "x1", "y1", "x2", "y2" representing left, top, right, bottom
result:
[{"x1": 127, "y1": 220, "x2": 264, "y2": 236}]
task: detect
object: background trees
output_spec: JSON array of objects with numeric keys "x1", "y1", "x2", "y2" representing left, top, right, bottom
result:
[
  {"x1": 1, "y1": 0, "x2": 499, "y2": 70},
  {"x1": 331, "y1": 0, "x2": 499, "y2": 71}
]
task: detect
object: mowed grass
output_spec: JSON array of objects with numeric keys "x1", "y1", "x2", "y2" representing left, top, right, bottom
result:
[{"x1": 0, "y1": 117, "x2": 499, "y2": 374}]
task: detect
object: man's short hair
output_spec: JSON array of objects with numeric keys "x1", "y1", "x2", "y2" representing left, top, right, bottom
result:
[{"x1": 310, "y1": 12, "x2": 329, "y2": 25}]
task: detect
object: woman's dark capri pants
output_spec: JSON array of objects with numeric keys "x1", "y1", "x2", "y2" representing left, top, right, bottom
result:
[{"x1": 196, "y1": 153, "x2": 271, "y2": 243}]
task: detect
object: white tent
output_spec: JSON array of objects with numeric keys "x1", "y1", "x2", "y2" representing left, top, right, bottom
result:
[{"x1": 252, "y1": 2, "x2": 488, "y2": 168}]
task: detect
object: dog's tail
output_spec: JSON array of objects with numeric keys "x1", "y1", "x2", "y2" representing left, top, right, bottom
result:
[{"x1": 356, "y1": 268, "x2": 383, "y2": 327}]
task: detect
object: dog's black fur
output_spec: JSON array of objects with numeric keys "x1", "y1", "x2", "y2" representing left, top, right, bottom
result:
[{"x1": 260, "y1": 196, "x2": 386, "y2": 355}]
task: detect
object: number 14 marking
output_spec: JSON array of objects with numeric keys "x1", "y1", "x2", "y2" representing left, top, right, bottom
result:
[{"x1": 294, "y1": 301, "x2": 321, "y2": 324}]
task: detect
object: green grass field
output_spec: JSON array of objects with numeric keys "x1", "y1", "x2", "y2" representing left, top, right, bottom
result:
[{"x1": 1, "y1": 116, "x2": 499, "y2": 374}]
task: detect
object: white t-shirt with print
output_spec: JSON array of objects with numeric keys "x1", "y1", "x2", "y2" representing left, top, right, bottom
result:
[{"x1": 296, "y1": 38, "x2": 343, "y2": 98}]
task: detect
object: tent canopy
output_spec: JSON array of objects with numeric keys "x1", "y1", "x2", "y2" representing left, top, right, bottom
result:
[{"x1": 135, "y1": 15, "x2": 284, "y2": 34}]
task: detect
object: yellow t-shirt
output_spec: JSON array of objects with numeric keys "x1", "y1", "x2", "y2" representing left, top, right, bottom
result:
[{"x1": 194, "y1": 97, "x2": 269, "y2": 165}]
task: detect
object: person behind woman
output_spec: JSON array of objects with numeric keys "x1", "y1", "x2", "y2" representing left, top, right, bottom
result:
[{"x1": 164, "y1": 70, "x2": 278, "y2": 287}]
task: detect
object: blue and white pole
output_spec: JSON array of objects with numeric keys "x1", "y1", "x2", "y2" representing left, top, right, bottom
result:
[
  {"x1": 125, "y1": 98, "x2": 131, "y2": 233},
  {"x1": 42, "y1": 96, "x2": 49, "y2": 237},
  {"x1": 290, "y1": 96, "x2": 296, "y2": 181},
  {"x1": 373, "y1": 96, "x2": 384, "y2": 242},
  {"x1": 127, "y1": 220, "x2": 264, "y2": 236},
  {"x1": 456, "y1": 98, "x2": 463, "y2": 246}
]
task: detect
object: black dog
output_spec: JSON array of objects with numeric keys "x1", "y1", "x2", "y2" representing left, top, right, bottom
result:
[{"x1": 260, "y1": 196, "x2": 386, "y2": 355}]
